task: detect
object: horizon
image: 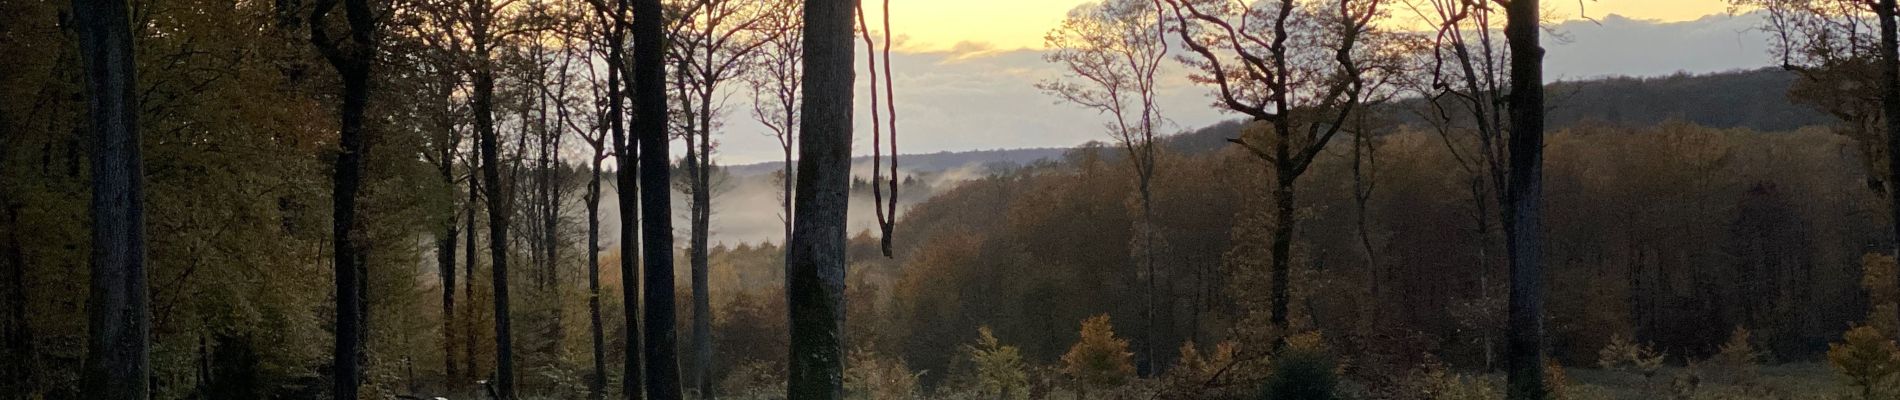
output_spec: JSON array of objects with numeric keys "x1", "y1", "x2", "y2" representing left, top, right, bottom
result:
[{"x1": 713, "y1": 1, "x2": 1776, "y2": 165}]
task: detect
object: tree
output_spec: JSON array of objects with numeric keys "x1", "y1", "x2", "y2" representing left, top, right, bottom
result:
[
  {"x1": 1039, "y1": 0, "x2": 1169, "y2": 371},
  {"x1": 1502, "y1": 0, "x2": 1547, "y2": 398},
  {"x1": 1408, "y1": 0, "x2": 1512, "y2": 370},
  {"x1": 577, "y1": 4, "x2": 625, "y2": 398},
  {"x1": 73, "y1": 0, "x2": 150, "y2": 397},
  {"x1": 633, "y1": 0, "x2": 684, "y2": 396},
  {"x1": 964, "y1": 327, "x2": 1031, "y2": 400},
  {"x1": 392, "y1": 0, "x2": 471, "y2": 379},
  {"x1": 308, "y1": 0, "x2": 382, "y2": 397},
  {"x1": 747, "y1": 0, "x2": 803, "y2": 249},
  {"x1": 787, "y1": 0, "x2": 854, "y2": 398},
  {"x1": 667, "y1": 0, "x2": 779, "y2": 395},
  {"x1": 1161, "y1": 0, "x2": 1389, "y2": 331},
  {"x1": 1740, "y1": 0, "x2": 1900, "y2": 342},
  {"x1": 1059, "y1": 315, "x2": 1136, "y2": 395}
]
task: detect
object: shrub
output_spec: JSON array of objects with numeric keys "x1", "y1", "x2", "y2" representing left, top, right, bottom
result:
[
  {"x1": 1421, "y1": 368, "x2": 1501, "y2": 400},
  {"x1": 1596, "y1": 335, "x2": 1665, "y2": 378},
  {"x1": 1259, "y1": 347, "x2": 1339, "y2": 400},
  {"x1": 962, "y1": 327, "x2": 1030, "y2": 400},
  {"x1": 1061, "y1": 314, "x2": 1136, "y2": 391},
  {"x1": 845, "y1": 350, "x2": 920, "y2": 400},
  {"x1": 1828, "y1": 325, "x2": 1900, "y2": 400},
  {"x1": 717, "y1": 359, "x2": 785, "y2": 400},
  {"x1": 1701, "y1": 326, "x2": 1763, "y2": 386}
]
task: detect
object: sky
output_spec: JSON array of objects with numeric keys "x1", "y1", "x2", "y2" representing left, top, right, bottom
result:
[
  {"x1": 862, "y1": 0, "x2": 1737, "y2": 52},
  {"x1": 711, "y1": 0, "x2": 1768, "y2": 164}
]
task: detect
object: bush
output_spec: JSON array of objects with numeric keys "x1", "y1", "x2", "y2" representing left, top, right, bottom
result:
[
  {"x1": 1061, "y1": 314, "x2": 1136, "y2": 391},
  {"x1": 962, "y1": 327, "x2": 1030, "y2": 400},
  {"x1": 1596, "y1": 335, "x2": 1665, "y2": 378},
  {"x1": 717, "y1": 359, "x2": 785, "y2": 400},
  {"x1": 1700, "y1": 327, "x2": 1764, "y2": 386},
  {"x1": 845, "y1": 350, "x2": 920, "y2": 400},
  {"x1": 1259, "y1": 347, "x2": 1339, "y2": 400},
  {"x1": 1828, "y1": 325, "x2": 1900, "y2": 400}
]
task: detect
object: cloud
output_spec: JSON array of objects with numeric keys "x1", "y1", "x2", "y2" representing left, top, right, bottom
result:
[{"x1": 1544, "y1": 12, "x2": 1771, "y2": 80}]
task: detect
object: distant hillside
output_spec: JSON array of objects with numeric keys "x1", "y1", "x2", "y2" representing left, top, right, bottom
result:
[
  {"x1": 1170, "y1": 68, "x2": 1833, "y2": 153},
  {"x1": 725, "y1": 147, "x2": 1069, "y2": 176},
  {"x1": 735, "y1": 69, "x2": 1833, "y2": 173}
]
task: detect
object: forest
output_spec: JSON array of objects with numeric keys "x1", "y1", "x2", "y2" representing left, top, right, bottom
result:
[{"x1": 10, "y1": 0, "x2": 1900, "y2": 399}]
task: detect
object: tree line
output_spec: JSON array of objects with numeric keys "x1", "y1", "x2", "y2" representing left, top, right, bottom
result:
[{"x1": 15, "y1": 0, "x2": 1900, "y2": 399}]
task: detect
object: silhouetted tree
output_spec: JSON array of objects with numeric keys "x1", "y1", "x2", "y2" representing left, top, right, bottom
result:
[
  {"x1": 1162, "y1": 0, "x2": 1389, "y2": 331},
  {"x1": 73, "y1": 0, "x2": 150, "y2": 398},
  {"x1": 1502, "y1": 0, "x2": 1547, "y2": 397},
  {"x1": 634, "y1": 0, "x2": 683, "y2": 397}
]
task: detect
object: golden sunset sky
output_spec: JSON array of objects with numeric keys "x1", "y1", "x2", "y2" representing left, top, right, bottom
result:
[{"x1": 865, "y1": 0, "x2": 1735, "y2": 52}]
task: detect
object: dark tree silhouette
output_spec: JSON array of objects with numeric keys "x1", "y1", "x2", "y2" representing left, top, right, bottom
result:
[
  {"x1": 73, "y1": 0, "x2": 150, "y2": 398},
  {"x1": 634, "y1": 0, "x2": 682, "y2": 397},
  {"x1": 469, "y1": 0, "x2": 518, "y2": 393},
  {"x1": 308, "y1": 0, "x2": 380, "y2": 398},
  {"x1": 1162, "y1": 0, "x2": 1385, "y2": 332},
  {"x1": 1503, "y1": 0, "x2": 1547, "y2": 398},
  {"x1": 787, "y1": 0, "x2": 854, "y2": 398}
]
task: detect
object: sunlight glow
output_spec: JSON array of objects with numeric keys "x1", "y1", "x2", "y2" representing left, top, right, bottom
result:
[{"x1": 876, "y1": 0, "x2": 1734, "y2": 53}]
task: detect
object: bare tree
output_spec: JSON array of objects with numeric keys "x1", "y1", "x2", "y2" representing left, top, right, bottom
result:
[
  {"x1": 666, "y1": 0, "x2": 778, "y2": 395},
  {"x1": 1161, "y1": 0, "x2": 1388, "y2": 332},
  {"x1": 747, "y1": 0, "x2": 803, "y2": 249},
  {"x1": 1405, "y1": 0, "x2": 1510, "y2": 370},
  {"x1": 1038, "y1": 0, "x2": 1170, "y2": 373},
  {"x1": 786, "y1": 0, "x2": 854, "y2": 398},
  {"x1": 73, "y1": 0, "x2": 150, "y2": 398}
]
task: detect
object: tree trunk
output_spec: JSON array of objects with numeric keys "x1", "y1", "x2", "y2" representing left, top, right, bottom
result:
[
  {"x1": 1268, "y1": 172, "x2": 1295, "y2": 331},
  {"x1": 588, "y1": 155, "x2": 608, "y2": 400},
  {"x1": 1876, "y1": 0, "x2": 1900, "y2": 341},
  {"x1": 306, "y1": 0, "x2": 378, "y2": 398},
  {"x1": 1503, "y1": 0, "x2": 1547, "y2": 398},
  {"x1": 632, "y1": 0, "x2": 682, "y2": 396},
  {"x1": 74, "y1": 0, "x2": 149, "y2": 397},
  {"x1": 465, "y1": 172, "x2": 480, "y2": 383},
  {"x1": 440, "y1": 178, "x2": 460, "y2": 385},
  {"x1": 691, "y1": 91, "x2": 715, "y2": 400},
  {"x1": 1139, "y1": 178, "x2": 1157, "y2": 375},
  {"x1": 784, "y1": 144, "x2": 795, "y2": 248},
  {"x1": 475, "y1": 32, "x2": 517, "y2": 398},
  {"x1": 607, "y1": 2, "x2": 645, "y2": 395},
  {"x1": 787, "y1": 0, "x2": 854, "y2": 398}
]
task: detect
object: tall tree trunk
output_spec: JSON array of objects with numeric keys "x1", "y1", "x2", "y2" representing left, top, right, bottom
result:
[
  {"x1": 465, "y1": 172, "x2": 480, "y2": 383},
  {"x1": 1503, "y1": 0, "x2": 1547, "y2": 398},
  {"x1": 632, "y1": 0, "x2": 681, "y2": 396},
  {"x1": 475, "y1": 31, "x2": 517, "y2": 398},
  {"x1": 783, "y1": 144, "x2": 794, "y2": 248},
  {"x1": 691, "y1": 91, "x2": 715, "y2": 400},
  {"x1": 440, "y1": 176, "x2": 459, "y2": 385},
  {"x1": 1876, "y1": 0, "x2": 1900, "y2": 339},
  {"x1": 74, "y1": 0, "x2": 149, "y2": 397},
  {"x1": 787, "y1": 0, "x2": 853, "y2": 398},
  {"x1": 1139, "y1": 176, "x2": 1157, "y2": 375},
  {"x1": 605, "y1": 1, "x2": 646, "y2": 395},
  {"x1": 588, "y1": 155, "x2": 607, "y2": 400},
  {"x1": 307, "y1": 0, "x2": 378, "y2": 398},
  {"x1": 1268, "y1": 171, "x2": 1294, "y2": 331}
]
